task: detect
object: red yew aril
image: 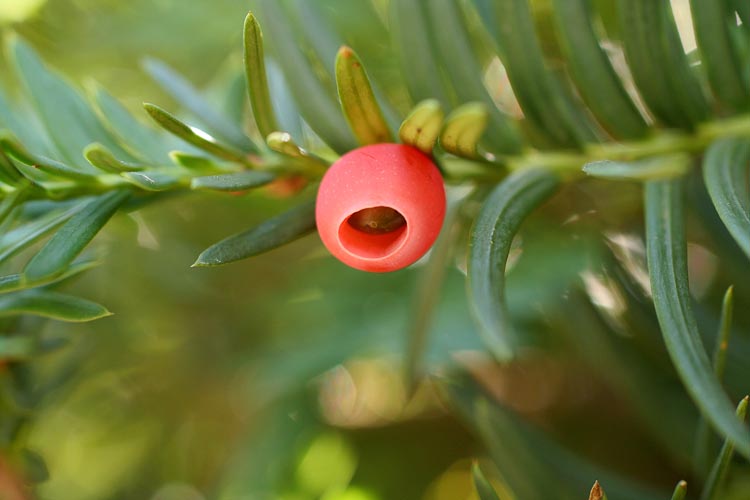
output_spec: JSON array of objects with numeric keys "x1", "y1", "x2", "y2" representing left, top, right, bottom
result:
[{"x1": 315, "y1": 143, "x2": 446, "y2": 272}]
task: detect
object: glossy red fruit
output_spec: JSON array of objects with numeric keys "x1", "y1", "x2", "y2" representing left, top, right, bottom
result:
[{"x1": 315, "y1": 143, "x2": 446, "y2": 272}]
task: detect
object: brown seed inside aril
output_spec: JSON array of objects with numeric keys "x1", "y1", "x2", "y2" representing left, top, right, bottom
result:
[{"x1": 347, "y1": 206, "x2": 406, "y2": 235}]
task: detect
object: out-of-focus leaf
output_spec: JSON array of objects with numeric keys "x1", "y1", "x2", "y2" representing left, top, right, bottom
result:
[
  {"x1": 0, "y1": 290, "x2": 111, "y2": 322},
  {"x1": 700, "y1": 397, "x2": 749, "y2": 500},
  {"x1": 335, "y1": 46, "x2": 392, "y2": 145},
  {"x1": 443, "y1": 375, "x2": 666, "y2": 500},
  {"x1": 20, "y1": 449, "x2": 49, "y2": 484},
  {"x1": 553, "y1": 293, "x2": 695, "y2": 467},
  {"x1": 583, "y1": 154, "x2": 691, "y2": 181},
  {"x1": 405, "y1": 201, "x2": 463, "y2": 387},
  {"x1": 9, "y1": 37, "x2": 132, "y2": 169},
  {"x1": 427, "y1": 0, "x2": 522, "y2": 153},
  {"x1": 644, "y1": 179, "x2": 750, "y2": 458},
  {"x1": 472, "y1": 462, "x2": 501, "y2": 500},
  {"x1": 0, "y1": 335, "x2": 38, "y2": 361},
  {"x1": 0, "y1": 202, "x2": 85, "y2": 264},
  {"x1": 256, "y1": 0, "x2": 356, "y2": 153},
  {"x1": 23, "y1": 190, "x2": 130, "y2": 283},
  {"x1": 0, "y1": 333, "x2": 68, "y2": 361},
  {"x1": 144, "y1": 58, "x2": 257, "y2": 153},
  {"x1": 244, "y1": 12, "x2": 279, "y2": 139},
  {"x1": 468, "y1": 168, "x2": 559, "y2": 360},
  {"x1": 703, "y1": 138, "x2": 750, "y2": 259},
  {"x1": 490, "y1": 0, "x2": 600, "y2": 147},
  {"x1": 550, "y1": 0, "x2": 647, "y2": 139},
  {"x1": 0, "y1": 87, "x2": 57, "y2": 158},
  {"x1": 91, "y1": 84, "x2": 173, "y2": 163},
  {"x1": 193, "y1": 200, "x2": 316, "y2": 266},
  {"x1": 389, "y1": 0, "x2": 452, "y2": 107},
  {"x1": 616, "y1": 1, "x2": 709, "y2": 128},
  {"x1": 190, "y1": 171, "x2": 275, "y2": 192},
  {"x1": 689, "y1": 0, "x2": 748, "y2": 111},
  {"x1": 266, "y1": 59, "x2": 304, "y2": 143}
]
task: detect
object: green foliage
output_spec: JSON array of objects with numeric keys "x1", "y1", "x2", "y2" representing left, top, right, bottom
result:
[
  {"x1": 468, "y1": 168, "x2": 559, "y2": 359},
  {"x1": 0, "y1": 0, "x2": 749, "y2": 498}
]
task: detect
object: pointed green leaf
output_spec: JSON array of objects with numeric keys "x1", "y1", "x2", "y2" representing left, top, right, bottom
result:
[
  {"x1": 121, "y1": 171, "x2": 182, "y2": 191},
  {"x1": 426, "y1": 0, "x2": 522, "y2": 153},
  {"x1": 468, "y1": 168, "x2": 559, "y2": 360},
  {"x1": 700, "y1": 397, "x2": 749, "y2": 500},
  {"x1": 91, "y1": 84, "x2": 173, "y2": 163},
  {"x1": 399, "y1": 100, "x2": 444, "y2": 154},
  {"x1": 0, "y1": 134, "x2": 99, "y2": 181},
  {"x1": 190, "y1": 171, "x2": 275, "y2": 192},
  {"x1": 582, "y1": 154, "x2": 692, "y2": 181},
  {"x1": 703, "y1": 138, "x2": 750, "y2": 259},
  {"x1": 9, "y1": 37, "x2": 132, "y2": 169},
  {"x1": 589, "y1": 481, "x2": 608, "y2": 500},
  {"x1": 144, "y1": 58, "x2": 256, "y2": 153},
  {"x1": 24, "y1": 190, "x2": 130, "y2": 282},
  {"x1": 84, "y1": 143, "x2": 145, "y2": 173},
  {"x1": 0, "y1": 202, "x2": 85, "y2": 264},
  {"x1": 193, "y1": 200, "x2": 316, "y2": 266},
  {"x1": 0, "y1": 290, "x2": 111, "y2": 322},
  {"x1": 244, "y1": 12, "x2": 279, "y2": 139},
  {"x1": 549, "y1": 0, "x2": 648, "y2": 139},
  {"x1": 713, "y1": 286, "x2": 734, "y2": 378},
  {"x1": 472, "y1": 462, "x2": 501, "y2": 500},
  {"x1": 616, "y1": 1, "x2": 710, "y2": 128},
  {"x1": 672, "y1": 481, "x2": 688, "y2": 500},
  {"x1": 440, "y1": 103, "x2": 490, "y2": 159},
  {"x1": 335, "y1": 46, "x2": 393, "y2": 145},
  {"x1": 645, "y1": 179, "x2": 750, "y2": 459},
  {"x1": 690, "y1": 0, "x2": 748, "y2": 111},
  {"x1": 144, "y1": 103, "x2": 250, "y2": 163}
]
